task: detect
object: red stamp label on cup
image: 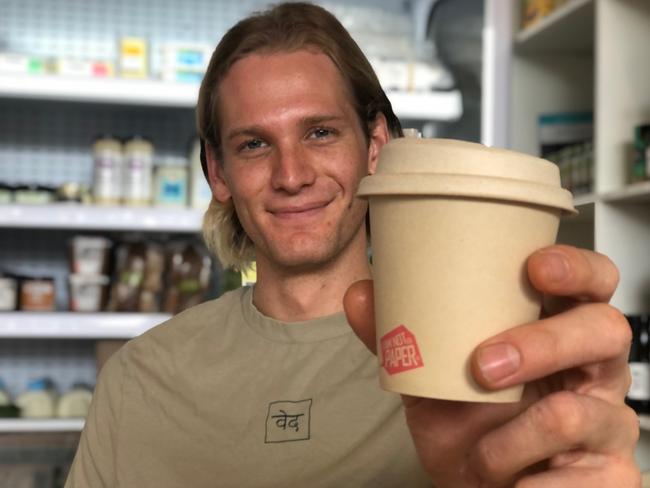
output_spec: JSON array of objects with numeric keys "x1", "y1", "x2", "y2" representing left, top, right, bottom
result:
[{"x1": 380, "y1": 324, "x2": 424, "y2": 375}]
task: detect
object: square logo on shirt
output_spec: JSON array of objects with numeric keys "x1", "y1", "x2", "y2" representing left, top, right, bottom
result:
[{"x1": 265, "y1": 399, "x2": 312, "y2": 443}]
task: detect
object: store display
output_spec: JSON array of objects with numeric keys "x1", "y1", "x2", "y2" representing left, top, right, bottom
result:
[
  {"x1": 68, "y1": 274, "x2": 110, "y2": 312},
  {"x1": 189, "y1": 138, "x2": 213, "y2": 209},
  {"x1": 70, "y1": 236, "x2": 112, "y2": 275},
  {"x1": 14, "y1": 184, "x2": 56, "y2": 205},
  {"x1": 154, "y1": 160, "x2": 189, "y2": 207},
  {"x1": 0, "y1": 379, "x2": 19, "y2": 418},
  {"x1": 107, "y1": 240, "x2": 165, "y2": 313},
  {"x1": 0, "y1": 183, "x2": 13, "y2": 204},
  {"x1": 163, "y1": 242, "x2": 212, "y2": 314},
  {"x1": 15, "y1": 378, "x2": 58, "y2": 418},
  {"x1": 56, "y1": 383, "x2": 93, "y2": 418},
  {"x1": 92, "y1": 135, "x2": 124, "y2": 205},
  {"x1": 160, "y1": 43, "x2": 212, "y2": 83},
  {"x1": 0, "y1": 275, "x2": 18, "y2": 311},
  {"x1": 123, "y1": 136, "x2": 155, "y2": 206},
  {"x1": 627, "y1": 315, "x2": 650, "y2": 415},
  {"x1": 19, "y1": 276, "x2": 56, "y2": 312},
  {"x1": 0, "y1": 52, "x2": 46, "y2": 75},
  {"x1": 631, "y1": 123, "x2": 650, "y2": 183},
  {"x1": 120, "y1": 37, "x2": 148, "y2": 79}
]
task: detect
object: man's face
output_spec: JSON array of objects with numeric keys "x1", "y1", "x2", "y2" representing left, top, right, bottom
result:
[{"x1": 207, "y1": 49, "x2": 387, "y2": 271}]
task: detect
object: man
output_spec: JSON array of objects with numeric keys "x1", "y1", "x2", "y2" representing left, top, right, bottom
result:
[{"x1": 66, "y1": 3, "x2": 640, "y2": 487}]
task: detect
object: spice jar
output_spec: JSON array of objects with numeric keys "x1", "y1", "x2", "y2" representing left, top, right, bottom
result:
[
  {"x1": 123, "y1": 136, "x2": 154, "y2": 206},
  {"x1": 92, "y1": 135, "x2": 123, "y2": 205}
]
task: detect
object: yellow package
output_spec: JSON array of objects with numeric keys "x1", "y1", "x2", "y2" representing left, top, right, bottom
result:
[{"x1": 120, "y1": 37, "x2": 148, "y2": 78}]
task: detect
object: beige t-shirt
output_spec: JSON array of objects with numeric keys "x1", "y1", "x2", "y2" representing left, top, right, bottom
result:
[{"x1": 66, "y1": 287, "x2": 430, "y2": 487}]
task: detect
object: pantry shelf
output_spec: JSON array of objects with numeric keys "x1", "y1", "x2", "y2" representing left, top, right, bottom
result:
[
  {"x1": 0, "y1": 203, "x2": 204, "y2": 232},
  {"x1": 0, "y1": 73, "x2": 462, "y2": 121},
  {"x1": 0, "y1": 312, "x2": 170, "y2": 339},
  {"x1": 0, "y1": 418, "x2": 84, "y2": 433},
  {"x1": 515, "y1": 0, "x2": 594, "y2": 54}
]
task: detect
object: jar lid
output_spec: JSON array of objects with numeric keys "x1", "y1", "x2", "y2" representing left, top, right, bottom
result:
[{"x1": 357, "y1": 138, "x2": 577, "y2": 215}]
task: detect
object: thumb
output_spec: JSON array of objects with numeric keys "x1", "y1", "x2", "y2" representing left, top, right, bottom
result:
[{"x1": 343, "y1": 279, "x2": 377, "y2": 354}]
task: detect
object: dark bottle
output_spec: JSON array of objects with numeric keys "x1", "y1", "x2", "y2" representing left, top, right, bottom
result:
[{"x1": 626, "y1": 315, "x2": 650, "y2": 415}]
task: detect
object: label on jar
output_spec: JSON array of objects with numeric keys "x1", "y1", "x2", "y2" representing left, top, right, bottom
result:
[
  {"x1": 21, "y1": 280, "x2": 55, "y2": 311},
  {"x1": 628, "y1": 362, "x2": 650, "y2": 400},
  {"x1": 124, "y1": 153, "x2": 153, "y2": 204},
  {"x1": 93, "y1": 148, "x2": 123, "y2": 203},
  {"x1": 0, "y1": 278, "x2": 17, "y2": 310}
]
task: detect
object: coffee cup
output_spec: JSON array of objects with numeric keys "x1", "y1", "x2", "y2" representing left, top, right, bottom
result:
[{"x1": 357, "y1": 137, "x2": 576, "y2": 402}]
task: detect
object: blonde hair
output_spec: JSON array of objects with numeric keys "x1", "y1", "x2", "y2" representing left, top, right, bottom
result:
[{"x1": 197, "y1": 2, "x2": 402, "y2": 270}]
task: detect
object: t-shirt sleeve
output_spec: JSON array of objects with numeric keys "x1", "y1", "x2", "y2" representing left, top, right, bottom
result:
[{"x1": 65, "y1": 347, "x2": 126, "y2": 488}]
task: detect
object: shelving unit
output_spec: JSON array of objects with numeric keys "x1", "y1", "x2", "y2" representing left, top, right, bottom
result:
[
  {"x1": 0, "y1": 419, "x2": 84, "y2": 433},
  {"x1": 0, "y1": 312, "x2": 170, "y2": 339},
  {"x1": 507, "y1": 0, "x2": 650, "y2": 471},
  {"x1": 0, "y1": 73, "x2": 463, "y2": 122},
  {"x1": 0, "y1": 203, "x2": 203, "y2": 232}
]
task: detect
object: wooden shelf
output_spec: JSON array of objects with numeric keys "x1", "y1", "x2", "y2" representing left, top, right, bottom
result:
[{"x1": 516, "y1": 0, "x2": 594, "y2": 54}]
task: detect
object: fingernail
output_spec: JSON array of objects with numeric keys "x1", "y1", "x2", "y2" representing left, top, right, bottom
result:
[
  {"x1": 540, "y1": 251, "x2": 570, "y2": 283},
  {"x1": 477, "y1": 343, "x2": 521, "y2": 383}
]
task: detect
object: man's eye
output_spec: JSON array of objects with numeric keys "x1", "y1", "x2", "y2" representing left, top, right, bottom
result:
[
  {"x1": 310, "y1": 127, "x2": 334, "y2": 139},
  {"x1": 241, "y1": 138, "x2": 266, "y2": 151}
]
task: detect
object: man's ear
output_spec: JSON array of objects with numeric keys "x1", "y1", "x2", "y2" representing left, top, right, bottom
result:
[
  {"x1": 205, "y1": 143, "x2": 232, "y2": 203},
  {"x1": 367, "y1": 112, "x2": 390, "y2": 175}
]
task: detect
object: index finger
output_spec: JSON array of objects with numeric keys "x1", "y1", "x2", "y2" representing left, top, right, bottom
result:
[
  {"x1": 343, "y1": 279, "x2": 377, "y2": 354},
  {"x1": 527, "y1": 245, "x2": 619, "y2": 303}
]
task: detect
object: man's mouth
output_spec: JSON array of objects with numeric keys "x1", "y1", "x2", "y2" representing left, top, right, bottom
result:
[{"x1": 268, "y1": 199, "x2": 333, "y2": 220}]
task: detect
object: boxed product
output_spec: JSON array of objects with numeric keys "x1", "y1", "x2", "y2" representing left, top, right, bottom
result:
[{"x1": 632, "y1": 123, "x2": 650, "y2": 183}]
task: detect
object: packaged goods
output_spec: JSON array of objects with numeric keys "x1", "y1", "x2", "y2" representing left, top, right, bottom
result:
[
  {"x1": 154, "y1": 160, "x2": 188, "y2": 207},
  {"x1": 70, "y1": 235, "x2": 112, "y2": 275},
  {"x1": 632, "y1": 123, "x2": 650, "y2": 182},
  {"x1": 56, "y1": 383, "x2": 93, "y2": 418},
  {"x1": 0, "y1": 52, "x2": 46, "y2": 75},
  {"x1": 15, "y1": 378, "x2": 57, "y2": 418},
  {"x1": 163, "y1": 242, "x2": 212, "y2": 314},
  {"x1": 20, "y1": 277, "x2": 56, "y2": 311},
  {"x1": 626, "y1": 315, "x2": 650, "y2": 414},
  {"x1": 0, "y1": 275, "x2": 18, "y2": 311},
  {"x1": 69, "y1": 274, "x2": 110, "y2": 312},
  {"x1": 521, "y1": 0, "x2": 557, "y2": 29},
  {"x1": 189, "y1": 139, "x2": 213, "y2": 209},
  {"x1": 92, "y1": 136, "x2": 123, "y2": 204},
  {"x1": 0, "y1": 379, "x2": 18, "y2": 418},
  {"x1": 14, "y1": 184, "x2": 55, "y2": 205},
  {"x1": 123, "y1": 136, "x2": 154, "y2": 206},
  {"x1": 0, "y1": 184, "x2": 13, "y2": 204},
  {"x1": 160, "y1": 43, "x2": 211, "y2": 83},
  {"x1": 120, "y1": 37, "x2": 148, "y2": 78},
  {"x1": 56, "y1": 182, "x2": 92, "y2": 203},
  {"x1": 107, "y1": 241, "x2": 165, "y2": 312}
]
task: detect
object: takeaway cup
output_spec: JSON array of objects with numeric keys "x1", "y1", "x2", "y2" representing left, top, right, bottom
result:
[{"x1": 357, "y1": 137, "x2": 576, "y2": 402}]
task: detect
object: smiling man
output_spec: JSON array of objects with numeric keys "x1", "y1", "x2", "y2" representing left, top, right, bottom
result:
[{"x1": 66, "y1": 3, "x2": 640, "y2": 487}]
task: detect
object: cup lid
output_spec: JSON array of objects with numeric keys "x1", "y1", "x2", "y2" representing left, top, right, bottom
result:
[{"x1": 358, "y1": 138, "x2": 577, "y2": 214}]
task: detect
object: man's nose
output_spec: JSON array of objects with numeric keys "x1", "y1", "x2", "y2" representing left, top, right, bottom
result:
[{"x1": 271, "y1": 141, "x2": 316, "y2": 194}]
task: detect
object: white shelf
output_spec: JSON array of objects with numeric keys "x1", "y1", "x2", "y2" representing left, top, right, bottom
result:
[
  {"x1": 0, "y1": 74, "x2": 200, "y2": 108},
  {"x1": 0, "y1": 73, "x2": 462, "y2": 121},
  {"x1": 0, "y1": 418, "x2": 84, "y2": 433},
  {"x1": 641, "y1": 415, "x2": 650, "y2": 432},
  {"x1": 0, "y1": 312, "x2": 170, "y2": 339},
  {"x1": 386, "y1": 90, "x2": 463, "y2": 121},
  {"x1": 515, "y1": 0, "x2": 594, "y2": 54},
  {"x1": 0, "y1": 203, "x2": 204, "y2": 232},
  {"x1": 601, "y1": 181, "x2": 650, "y2": 204}
]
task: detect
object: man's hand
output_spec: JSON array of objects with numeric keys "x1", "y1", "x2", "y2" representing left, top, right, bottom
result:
[{"x1": 344, "y1": 245, "x2": 641, "y2": 487}]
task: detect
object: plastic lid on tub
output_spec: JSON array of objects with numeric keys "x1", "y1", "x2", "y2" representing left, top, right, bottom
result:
[{"x1": 357, "y1": 138, "x2": 577, "y2": 215}]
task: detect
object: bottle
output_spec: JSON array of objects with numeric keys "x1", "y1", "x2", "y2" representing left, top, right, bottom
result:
[
  {"x1": 626, "y1": 315, "x2": 650, "y2": 414},
  {"x1": 123, "y1": 136, "x2": 154, "y2": 206}
]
